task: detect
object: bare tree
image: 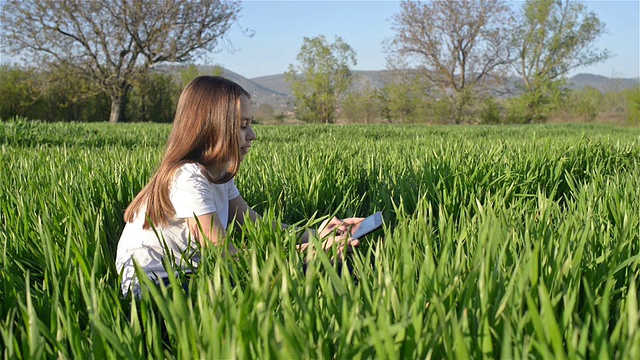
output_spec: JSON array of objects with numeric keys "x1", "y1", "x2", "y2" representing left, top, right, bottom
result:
[
  {"x1": 512, "y1": 0, "x2": 609, "y2": 122},
  {"x1": 387, "y1": 0, "x2": 514, "y2": 123},
  {"x1": 1, "y1": 0, "x2": 242, "y2": 123}
]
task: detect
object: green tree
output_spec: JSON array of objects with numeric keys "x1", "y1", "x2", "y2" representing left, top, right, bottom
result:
[
  {"x1": 180, "y1": 64, "x2": 202, "y2": 89},
  {"x1": 2, "y1": 0, "x2": 241, "y2": 123},
  {"x1": 40, "y1": 63, "x2": 111, "y2": 122},
  {"x1": 378, "y1": 78, "x2": 428, "y2": 123},
  {"x1": 479, "y1": 97, "x2": 502, "y2": 124},
  {"x1": 0, "y1": 65, "x2": 43, "y2": 120},
  {"x1": 626, "y1": 88, "x2": 640, "y2": 126},
  {"x1": 286, "y1": 35, "x2": 356, "y2": 123},
  {"x1": 512, "y1": 0, "x2": 609, "y2": 122},
  {"x1": 210, "y1": 65, "x2": 224, "y2": 77},
  {"x1": 127, "y1": 72, "x2": 180, "y2": 123},
  {"x1": 567, "y1": 86, "x2": 603, "y2": 122},
  {"x1": 387, "y1": 0, "x2": 514, "y2": 123},
  {"x1": 340, "y1": 84, "x2": 381, "y2": 123},
  {"x1": 254, "y1": 103, "x2": 275, "y2": 121},
  {"x1": 0, "y1": 64, "x2": 111, "y2": 122}
]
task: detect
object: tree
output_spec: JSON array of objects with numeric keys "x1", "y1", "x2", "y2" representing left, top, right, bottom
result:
[
  {"x1": 0, "y1": 65, "x2": 43, "y2": 121},
  {"x1": 286, "y1": 35, "x2": 356, "y2": 124},
  {"x1": 387, "y1": 0, "x2": 514, "y2": 123},
  {"x1": 512, "y1": 0, "x2": 609, "y2": 122},
  {"x1": 254, "y1": 104, "x2": 275, "y2": 121},
  {"x1": 1, "y1": 0, "x2": 241, "y2": 123},
  {"x1": 127, "y1": 71, "x2": 180, "y2": 123},
  {"x1": 626, "y1": 88, "x2": 640, "y2": 126},
  {"x1": 0, "y1": 64, "x2": 111, "y2": 122},
  {"x1": 340, "y1": 84, "x2": 381, "y2": 124},
  {"x1": 379, "y1": 79, "x2": 427, "y2": 123},
  {"x1": 340, "y1": 83, "x2": 382, "y2": 124},
  {"x1": 180, "y1": 64, "x2": 202, "y2": 89},
  {"x1": 567, "y1": 86, "x2": 603, "y2": 122},
  {"x1": 40, "y1": 63, "x2": 112, "y2": 122},
  {"x1": 179, "y1": 64, "x2": 224, "y2": 89}
]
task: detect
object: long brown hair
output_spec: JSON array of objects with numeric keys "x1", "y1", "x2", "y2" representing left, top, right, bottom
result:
[{"x1": 124, "y1": 76, "x2": 250, "y2": 229}]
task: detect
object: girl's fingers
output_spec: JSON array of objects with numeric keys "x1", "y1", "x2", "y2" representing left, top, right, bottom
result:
[
  {"x1": 320, "y1": 216, "x2": 369, "y2": 240},
  {"x1": 326, "y1": 217, "x2": 342, "y2": 228},
  {"x1": 343, "y1": 217, "x2": 365, "y2": 225},
  {"x1": 336, "y1": 223, "x2": 349, "y2": 234},
  {"x1": 319, "y1": 217, "x2": 343, "y2": 237}
]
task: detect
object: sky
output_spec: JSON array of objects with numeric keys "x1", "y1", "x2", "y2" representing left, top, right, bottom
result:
[{"x1": 208, "y1": 0, "x2": 640, "y2": 79}]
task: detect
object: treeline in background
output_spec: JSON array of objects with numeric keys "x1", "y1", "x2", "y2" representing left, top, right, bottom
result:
[
  {"x1": 337, "y1": 76, "x2": 640, "y2": 126},
  {"x1": 0, "y1": 63, "x2": 190, "y2": 124},
  {"x1": 1, "y1": 63, "x2": 638, "y2": 125}
]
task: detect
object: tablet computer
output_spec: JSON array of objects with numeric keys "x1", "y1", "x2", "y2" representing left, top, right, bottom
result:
[{"x1": 350, "y1": 211, "x2": 383, "y2": 239}]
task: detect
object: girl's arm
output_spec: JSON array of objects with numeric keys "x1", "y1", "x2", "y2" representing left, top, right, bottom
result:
[
  {"x1": 228, "y1": 195, "x2": 313, "y2": 240},
  {"x1": 228, "y1": 195, "x2": 261, "y2": 226},
  {"x1": 229, "y1": 194, "x2": 300, "y2": 231},
  {"x1": 228, "y1": 195, "x2": 363, "y2": 254},
  {"x1": 186, "y1": 213, "x2": 239, "y2": 255}
]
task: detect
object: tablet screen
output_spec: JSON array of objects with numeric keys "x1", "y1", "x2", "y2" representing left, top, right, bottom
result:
[{"x1": 351, "y1": 212, "x2": 383, "y2": 239}]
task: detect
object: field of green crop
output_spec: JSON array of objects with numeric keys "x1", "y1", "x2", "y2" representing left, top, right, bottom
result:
[{"x1": 1, "y1": 119, "x2": 639, "y2": 358}]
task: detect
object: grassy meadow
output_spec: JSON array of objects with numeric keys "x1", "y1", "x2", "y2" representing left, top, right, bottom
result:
[{"x1": 1, "y1": 119, "x2": 639, "y2": 358}]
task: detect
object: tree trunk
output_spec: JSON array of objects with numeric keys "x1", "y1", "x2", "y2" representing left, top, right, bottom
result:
[
  {"x1": 108, "y1": 89, "x2": 128, "y2": 123},
  {"x1": 109, "y1": 97, "x2": 123, "y2": 123}
]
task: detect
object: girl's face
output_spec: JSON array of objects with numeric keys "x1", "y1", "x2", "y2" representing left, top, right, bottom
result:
[{"x1": 238, "y1": 95, "x2": 256, "y2": 162}]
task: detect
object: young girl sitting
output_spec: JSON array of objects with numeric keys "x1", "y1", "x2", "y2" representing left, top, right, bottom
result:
[{"x1": 115, "y1": 76, "x2": 362, "y2": 297}]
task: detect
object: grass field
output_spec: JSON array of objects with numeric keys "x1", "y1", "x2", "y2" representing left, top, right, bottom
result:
[{"x1": 1, "y1": 119, "x2": 639, "y2": 358}]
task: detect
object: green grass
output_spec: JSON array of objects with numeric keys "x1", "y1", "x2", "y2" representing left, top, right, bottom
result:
[{"x1": 1, "y1": 119, "x2": 639, "y2": 358}]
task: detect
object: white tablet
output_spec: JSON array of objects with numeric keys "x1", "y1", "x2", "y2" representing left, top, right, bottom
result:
[{"x1": 350, "y1": 212, "x2": 383, "y2": 239}]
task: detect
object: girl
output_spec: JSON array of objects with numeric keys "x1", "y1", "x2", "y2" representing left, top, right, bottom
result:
[{"x1": 116, "y1": 76, "x2": 361, "y2": 297}]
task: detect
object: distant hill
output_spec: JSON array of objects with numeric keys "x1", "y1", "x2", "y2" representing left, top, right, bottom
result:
[
  {"x1": 154, "y1": 64, "x2": 639, "y2": 111},
  {"x1": 566, "y1": 73, "x2": 640, "y2": 93},
  {"x1": 250, "y1": 74, "x2": 292, "y2": 97},
  {"x1": 153, "y1": 64, "x2": 291, "y2": 110},
  {"x1": 213, "y1": 68, "x2": 291, "y2": 110}
]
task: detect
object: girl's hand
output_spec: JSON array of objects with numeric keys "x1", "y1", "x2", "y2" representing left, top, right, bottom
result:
[
  {"x1": 340, "y1": 217, "x2": 366, "y2": 237},
  {"x1": 320, "y1": 232, "x2": 360, "y2": 263},
  {"x1": 297, "y1": 216, "x2": 365, "y2": 263},
  {"x1": 317, "y1": 217, "x2": 364, "y2": 263},
  {"x1": 318, "y1": 217, "x2": 365, "y2": 238}
]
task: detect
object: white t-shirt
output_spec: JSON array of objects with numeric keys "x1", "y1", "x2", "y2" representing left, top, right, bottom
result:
[{"x1": 115, "y1": 162, "x2": 240, "y2": 296}]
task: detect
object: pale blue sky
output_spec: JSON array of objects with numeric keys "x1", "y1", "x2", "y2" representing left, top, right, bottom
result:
[{"x1": 210, "y1": 0, "x2": 640, "y2": 79}]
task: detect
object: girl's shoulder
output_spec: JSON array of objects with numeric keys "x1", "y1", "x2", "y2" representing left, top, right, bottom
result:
[
  {"x1": 175, "y1": 162, "x2": 204, "y2": 175},
  {"x1": 172, "y1": 162, "x2": 235, "y2": 189},
  {"x1": 172, "y1": 162, "x2": 208, "y2": 184}
]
